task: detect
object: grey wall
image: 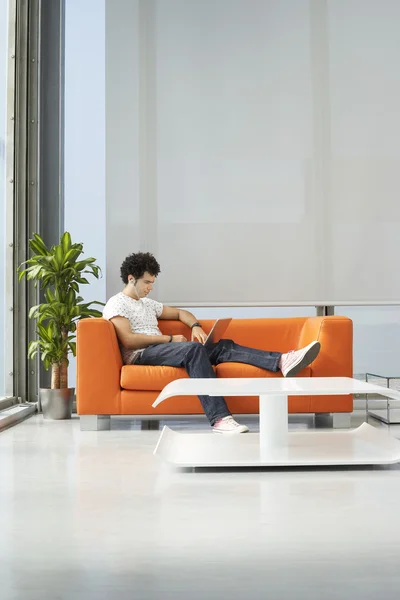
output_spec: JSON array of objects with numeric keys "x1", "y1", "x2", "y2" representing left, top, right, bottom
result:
[
  {"x1": 0, "y1": 0, "x2": 7, "y2": 396},
  {"x1": 63, "y1": 0, "x2": 400, "y2": 387},
  {"x1": 105, "y1": 0, "x2": 142, "y2": 300},
  {"x1": 103, "y1": 0, "x2": 400, "y2": 305}
]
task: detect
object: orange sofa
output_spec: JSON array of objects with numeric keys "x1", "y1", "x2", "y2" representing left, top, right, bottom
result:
[{"x1": 76, "y1": 315, "x2": 353, "y2": 430}]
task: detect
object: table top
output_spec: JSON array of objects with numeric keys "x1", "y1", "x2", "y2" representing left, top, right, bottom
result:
[{"x1": 153, "y1": 376, "x2": 400, "y2": 407}]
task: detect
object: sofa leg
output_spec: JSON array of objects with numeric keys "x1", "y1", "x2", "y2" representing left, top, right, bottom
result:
[
  {"x1": 141, "y1": 419, "x2": 160, "y2": 431},
  {"x1": 315, "y1": 413, "x2": 352, "y2": 429},
  {"x1": 80, "y1": 415, "x2": 111, "y2": 431},
  {"x1": 314, "y1": 413, "x2": 329, "y2": 427},
  {"x1": 332, "y1": 413, "x2": 351, "y2": 429}
]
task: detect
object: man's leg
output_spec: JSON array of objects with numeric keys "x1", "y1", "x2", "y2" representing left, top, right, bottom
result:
[
  {"x1": 135, "y1": 342, "x2": 231, "y2": 425},
  {"x1": 206, "y1": 339, "x2": 321, "y2": 377},
  {"x1": 206, "y1": 339, "x2": 281, "y2": 370}
]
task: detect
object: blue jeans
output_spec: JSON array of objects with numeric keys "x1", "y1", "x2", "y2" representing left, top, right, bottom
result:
[{"x1": 135, "y1": 339, "x2": 281, "y2": 425}]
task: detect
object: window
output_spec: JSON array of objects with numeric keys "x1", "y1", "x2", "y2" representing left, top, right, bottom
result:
[{"x1": 0, "y1": 0, "x2": 13, "y2": 399}]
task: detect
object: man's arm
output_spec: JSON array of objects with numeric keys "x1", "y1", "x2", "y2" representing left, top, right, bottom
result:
[
  {"x1": 159, "y1": 306, "x2": 207, "y2": 344},
  {"x1": 110, "y1": 316, "x2": 186, "y2": 350},
  {"x1": 159, "y1": 305, "x2": 197, "y2": 326}
]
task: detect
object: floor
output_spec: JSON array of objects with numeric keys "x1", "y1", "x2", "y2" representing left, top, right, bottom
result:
[{"x1": 0, "y1": 414, "x2": 400, "y2": 600}]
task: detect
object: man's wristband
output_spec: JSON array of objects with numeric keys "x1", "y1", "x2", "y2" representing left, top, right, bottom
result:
[
  {"x1": 190, "y1": 322, "x2": 201, "y2": 329},
  {"x1": 168, "y1": 334, "x2": 173, "y2": 342}
]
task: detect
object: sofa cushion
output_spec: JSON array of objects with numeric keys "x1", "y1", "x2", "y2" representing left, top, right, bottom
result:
[
  {"x1": 121, "y1": 365, "x2": 193, "y2": 391},
  {"x1": 122, "y1": 362, "x2": 312, "y2": 391},
  {"x1": 215, "y1": 363, "x2": 311, "y2": 378}
]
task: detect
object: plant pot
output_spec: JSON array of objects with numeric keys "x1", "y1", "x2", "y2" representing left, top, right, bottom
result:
[{"x1": 40, "y1": 388, "x2": 74, "y2": 420}]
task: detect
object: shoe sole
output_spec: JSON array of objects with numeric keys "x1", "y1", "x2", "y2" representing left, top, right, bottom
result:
[
  {"x1": 284, "y1": 341, "x2": 321, "y2": 377},
  {"x1": 212, "y1": 426, "x2": 249, "y2": 435}
]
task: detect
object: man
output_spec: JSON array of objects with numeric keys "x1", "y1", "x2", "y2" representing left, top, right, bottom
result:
[{"x1": 103, "y1": 252, "x2": 321, "y2": 435}]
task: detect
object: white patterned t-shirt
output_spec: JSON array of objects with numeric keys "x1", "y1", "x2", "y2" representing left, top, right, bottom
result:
[{"x1": 103, "y1": 292, "x2": 164, "y2": 364}]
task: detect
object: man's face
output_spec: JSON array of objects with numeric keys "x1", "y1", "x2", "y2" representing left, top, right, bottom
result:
[{"x1": 132, "y1": 272, "x2": 156, "y2": 298}]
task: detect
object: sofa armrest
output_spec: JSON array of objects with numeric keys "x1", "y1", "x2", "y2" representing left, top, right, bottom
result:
[
  {"x1": 76, "y1": 318, "x2": 122, "y2": 414},
  {"x1": 298, "y1": 316, "x2": 353, "y2": 377}
]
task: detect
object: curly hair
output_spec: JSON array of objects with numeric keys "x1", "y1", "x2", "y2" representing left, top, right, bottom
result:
[{"x1": 120, "y1": 252, "x2": 161, "y2": 284}]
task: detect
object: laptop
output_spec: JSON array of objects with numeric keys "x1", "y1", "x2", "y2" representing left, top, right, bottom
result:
[{"x1": 203, "y1": 318, "x2": 232, "y2": 346}]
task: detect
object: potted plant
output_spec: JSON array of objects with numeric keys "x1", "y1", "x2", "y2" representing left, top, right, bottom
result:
[{"x1": 18, "y1": 232, "x2": 104, "y2": 419}]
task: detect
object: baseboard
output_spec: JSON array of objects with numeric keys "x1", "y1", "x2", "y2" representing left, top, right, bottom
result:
[
  {"x1": 0, "y1": 403, "x2": 37, "y2": 431},
  {"x1": 0, "y1": 397, "x2": 19, "y2": 411}
]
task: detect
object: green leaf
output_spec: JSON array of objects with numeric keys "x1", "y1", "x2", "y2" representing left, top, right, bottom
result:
[
  {"x1": 44, "y1": 288, "x2": 55, "y2": 304},
  {"x1": 67, "y1": 288, "x2": 76, "y2": 308},
  {"x1": 43, "y1": 356, "x2": 52, "y2": 370},
  {"x1": 91, "y1": 266, "x2": 101, "y2": 279},
  {"x1": 61, "y1": 232, "x2": 72, "y2": 254},
  {"x1": 29, "y1": 234, "x2": 50, "y2": 256},
  {"x1": 28, "y1": 341, "x2": 40, "y2": 358},
  {"x1": 79, "y1": 308, "x2": 103, "y2": 318},
  {"x1": 65, "y1": 248, "x2": 82, "y2": 265},
  {"x1": 26, "y1": 265, "x2": 43, "y2": 281},
  {"x1": 54, "y1": 245, "x2": 64, "y2": 268},
  {"x1": 28, "y1": 305, "x2": 42, "y2": 319},
  {"x1": 37, "y1": 323, "x2": 52, "y2": 343},
  {"x1": 75, "y1": 258, "x2": 96, "y2": 272}
]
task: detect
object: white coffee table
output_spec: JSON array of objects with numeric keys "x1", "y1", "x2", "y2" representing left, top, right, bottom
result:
[{"x1": 152, "y1": 377, "x2": 400, "y2": 468}]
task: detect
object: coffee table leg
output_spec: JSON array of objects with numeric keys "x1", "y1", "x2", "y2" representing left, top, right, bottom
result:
[{"x1": 259, "y1": 394, "x2": 288, "y2": 450}]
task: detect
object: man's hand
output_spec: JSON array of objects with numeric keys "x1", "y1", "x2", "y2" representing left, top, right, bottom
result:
[
  {"x1": 191, "y1": 326, "x2": 208, "y2": 344},
  {"x1": 171, "y1": 335, "x2": 187, "y2": 343}
]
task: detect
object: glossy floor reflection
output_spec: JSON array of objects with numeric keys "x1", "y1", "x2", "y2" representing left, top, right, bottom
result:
[{"x1": 0, "y1": 413, "x2": 400, "y2": 600}]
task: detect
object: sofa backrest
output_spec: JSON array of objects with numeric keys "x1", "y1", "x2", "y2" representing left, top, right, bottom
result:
[{"x1": 158, "y1": 317, "x2": 308, "y2": 352}]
